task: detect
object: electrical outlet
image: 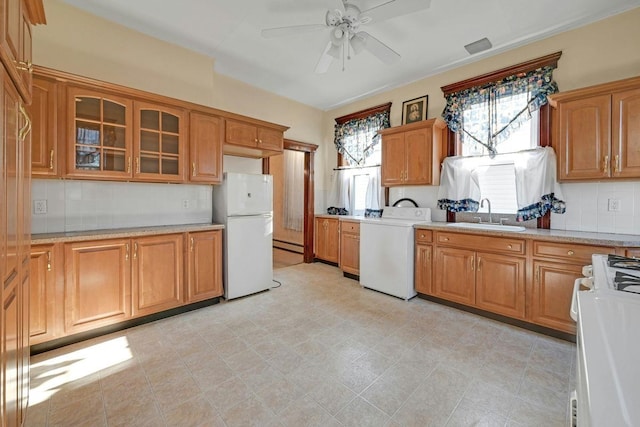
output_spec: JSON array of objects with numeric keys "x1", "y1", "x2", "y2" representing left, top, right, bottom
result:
[
  {"x1": 182, "y1": 199, "x2": 190, "y2": 209},
  {"x1": 33, "y1": 200, "x2": 48, "y2": 215},
  {"x1": 608, "y1": 198, "x2": 621, "y2": 212}
]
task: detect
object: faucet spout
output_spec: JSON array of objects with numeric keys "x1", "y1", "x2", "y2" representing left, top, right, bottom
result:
[{"x1": 480, "y1": 198, "x2": 493, "y2": 224}]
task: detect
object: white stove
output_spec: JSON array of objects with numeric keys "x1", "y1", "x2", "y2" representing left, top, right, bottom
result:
[{"x1": 572, "y1": 254, "x2": 640, "y2": 427}]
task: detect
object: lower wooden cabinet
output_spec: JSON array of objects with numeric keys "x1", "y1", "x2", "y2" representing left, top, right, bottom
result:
[
  {"x1": 434, "y1": 247, "x2": 476, "y2": 306},
  {"x1": 414, "y1": 230, "x2": 433, "y2": 295},
  {"x1": 132, "y1": 234, "x2": 183, "y2": 316},
  {"x1": 339, "y1": 220, "x2": 360, "y2": 275},
  {"x1": 315, "y1": 217, "x2": 339, "y2": 263},
  {"x1": 29, "y1": 244, "x2": 57, "y2": 344},
  {"x1": 475, "y1": 253, "x2": 525, "y2": 319},
  {"x1": 187, "y1": 230, "x2": 223, "y2": 303},
  {"x1": 64, "y1": 239, "x2": 132, "y2": 335}
]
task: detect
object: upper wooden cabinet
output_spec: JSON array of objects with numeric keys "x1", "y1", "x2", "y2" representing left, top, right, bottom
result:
[
  {"x1": 379, "y1": 118, "x2": 446, "y2": 186},
  {"x1": 133, "y1": 101, "x2": 186, "y2": 182},
  {"x1": 549, "y1": 76, "x2": 640, "y2": 181},
  {"x1": 189, "y1": 112, "x2": 222, "y2": 183},
  {"x1": 224, "y1": 118, "x2": 286, "y2": 158},
  {"x1": 29, "y1": 75, "x2": 58, "y2": 176},
  {"x1": 0, "y1": 0, "x2": 35, "y2": 103}
]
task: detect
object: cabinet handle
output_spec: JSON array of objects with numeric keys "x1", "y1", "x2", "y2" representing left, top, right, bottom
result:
[
  {"x1": 192, "y1": 162, "x2": 196, "y2": 177},
  {"x1": 567, "y1": 250, "x2": 575, "y2": 256},
  {"x1": 258, "y1": 139, "x2": 263, "y2": 144},
  {"x1": 470, "y1": 256, "x2": 475, "y2": 271},
  {"x1": 614, "y1": 155, "x2": 620, "y2": 173},
  {"x1": 254, "y1": 138, "x2": 258, "y2": 143},
  {"x1": 16, "y1": 60, "x2": 33, "y2": 72},
  {"x1": 125, "y1": 243, "x2": 130, "y2": 261},
  {"x1": 190, "y1": 237, "x2": 194, "y2": 252},
  {"x1": 18, "y1": 104, "x2": 31, "y2": 140},
  {"x1": 420, "y1": 234, "x2": 425, "y2": 238},
  {"x1": 603, "y1": 155, "x2": 609, "y2": 174},
  {"x1": 136, "y1": 157, "x2": 140, "y2": 173},
  {"x1": 477, "y1": 257, "x2": 482, "y2": 270},
  {"x1": 49, "y1": 149, "x2": 55, "y2": 170},
  {"x1": 46, "y1": 251, "x2": 52, "y2": 272},
  {"x1": 507, "y1": 244, "x2": 513, "y2": 249},
  {"x1": 443, "y1": 237, "x2": 449, "y2": 241},
  {"x1": 133, "y1": 242, "x2": 138, "y2": 260},
  {"x1": 127, "y1": 157, "x2": 131, "y2": 173}
]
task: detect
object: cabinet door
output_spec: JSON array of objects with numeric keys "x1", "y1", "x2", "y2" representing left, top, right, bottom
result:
[
  {"x1": 339, "y1": 231, "x2": 360, "y2": 275},
  {"x1": 415, "y1": 244, "x2": 432, "y2": 295},
  {"x1": 612, "y1": 88, "x2": 640, "y2": 178},
  {"x1": 30, "y1": 77, "x2": 57, "y2": 176},
  {"x1": 64, "y1": 239, "x2": 131, "y2": 334},
  {"x1": 556, "y1": 94, "x2": 611, "y2": 180},
  {"x1": 2, "y1": 284, "x2": 20, "y2": 427},
  {"x1": 315, "y1": 218, "x2": 339, "y2": 263},
  {"x1": 530, "y1": 260, "x2": 581, "y2": 334},
  {"x1": 134, "y1": 102, "x2": 186, "y2": 182},
  {"x1": 67, "y1": 87, "x2": 133, "y2": 179},
  {"x1": 132, "y1": 234, "x2": 183, "y2": 316},
  {"x1": 187, "y1": 231, "x2": 223, "y2": 302},
  {"x1": 3, "y1": 71, "x2": 20, "y2": 286},
  {"x1": 381, "y1": 133, "x2": 405, "y2": 185},
  {"x1": 475, "y1": 252, "x2": 525, "y2": 319},
  {"x1": 434, "y1": 247, "x2": 475, "y2": 305},
  {"x1": 404, "y1": 127, "x2": 432, "y2": 185},
  {"x1": 257, "y1": 127, "x2": 283, "y2": 152},
  {"x1": 29, "y1": 245, "x2": 56, "y2": 345},
  {"x1": 189, "y1": 112, "x2": 222, "y2": 183},
  {"x1": 225, "y1": 119, "x2": 257, "y2": 147}
]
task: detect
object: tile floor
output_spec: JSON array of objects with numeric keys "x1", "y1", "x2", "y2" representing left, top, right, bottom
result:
[{"x1": 25, "y1": 262, "x2": 576, "y2": 427}]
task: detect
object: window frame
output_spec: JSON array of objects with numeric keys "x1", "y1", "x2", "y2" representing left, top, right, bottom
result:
[{"x1": 440, "y1": 52, "x2": 561, "y2": 228}]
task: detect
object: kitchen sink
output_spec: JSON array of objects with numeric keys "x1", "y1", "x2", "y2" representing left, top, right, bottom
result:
[{"x1": 445, "y1": 222, "x2": 527, "y2": 232}]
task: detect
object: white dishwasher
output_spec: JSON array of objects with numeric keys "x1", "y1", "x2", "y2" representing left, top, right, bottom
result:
[{"x1": 359, "y1": 207, "x2": 431, "y2": 300}]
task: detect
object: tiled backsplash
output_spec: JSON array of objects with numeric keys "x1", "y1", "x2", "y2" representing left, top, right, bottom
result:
[{"x1": 31, "y1": 179, "x2": 213, "y2": 234}]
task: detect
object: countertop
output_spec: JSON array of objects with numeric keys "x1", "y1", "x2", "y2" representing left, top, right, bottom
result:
[
  {"x1": 31, "y1": 223, "x2": 224, "y2": 245},
  {"x1": 314, "y1": 214, "x2": 365, "y2": 221}
]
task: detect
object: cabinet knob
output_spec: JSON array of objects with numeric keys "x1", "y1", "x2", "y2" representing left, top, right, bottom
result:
[
  {"x1": 443, "y1": 237, "x2": 449, "y2": 241},
  {"x1": 567, "y1": 250, "x2": 575, "y2": 256},
  {"x1": 420, "y1": 234, "x2": 425, "y2": 238},
  {"x1": 507, "y1": 244, "x2": 513, "y2": 249}
]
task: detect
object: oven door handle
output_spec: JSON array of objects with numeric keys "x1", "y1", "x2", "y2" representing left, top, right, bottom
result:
[{"x1": 570, "y1": 277, "x2": 594, "y2": 322}]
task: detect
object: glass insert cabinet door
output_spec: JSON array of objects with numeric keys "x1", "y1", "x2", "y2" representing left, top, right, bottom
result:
[
  {"x1": 68, "y1": 87, "x2": 133, "y2": 177},
  {"x1": 134, "y1": 102, "x2": 185, "y2": 181}
]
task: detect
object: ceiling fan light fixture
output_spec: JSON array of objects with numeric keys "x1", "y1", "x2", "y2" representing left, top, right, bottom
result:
[{"x1": 464, "y1": 37, "x2": 492, "y2": 55}]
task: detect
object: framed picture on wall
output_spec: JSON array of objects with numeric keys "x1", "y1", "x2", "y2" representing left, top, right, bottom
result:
[{"x1": 401, "y1": 95, "x2": 428, "y2": 125}]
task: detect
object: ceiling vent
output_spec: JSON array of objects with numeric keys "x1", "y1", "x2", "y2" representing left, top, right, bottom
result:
[{"x1": 464, "y1": 37, "x2": 492, "y2": 55}]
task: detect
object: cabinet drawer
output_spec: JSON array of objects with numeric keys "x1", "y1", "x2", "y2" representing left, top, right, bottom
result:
[
  {"x1": 341, "y1": 220, "x2": 360, "y2": 234},
  {"x1": 436, "y1": 232, "x2": 525, "y2": 255},
  {"x1": 415, "y1": 229, "x2": 432, "y2": 243},
  {"x1": 532, "y1": 241, "x2": 615, "y2": 263}
]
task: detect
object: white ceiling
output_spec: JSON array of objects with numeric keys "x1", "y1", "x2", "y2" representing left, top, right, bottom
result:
[{"x1": 60, "y1": 0, "x2": 640, "y2": 111}]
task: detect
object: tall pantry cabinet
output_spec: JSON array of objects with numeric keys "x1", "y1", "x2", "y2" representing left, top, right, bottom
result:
[{"x1": 1, "y1": 1, "x2": 45, "y2": 426}]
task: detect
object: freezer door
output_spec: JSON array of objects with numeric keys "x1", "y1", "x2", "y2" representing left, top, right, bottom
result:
[
  {"x1": 226, "y1": 173, "x2": 273, "y2": 216},
  {"x1": 225, "y1": 214, "x2": 273, "y2": 299}
]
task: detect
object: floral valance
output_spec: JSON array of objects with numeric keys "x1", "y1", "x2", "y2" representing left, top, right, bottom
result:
[
  {"x1": 334, "y1": 110, "x2": 390, "y2": 166},
  {"x1": 442, "y1": 65, "x2": 558, "y2": 156}
]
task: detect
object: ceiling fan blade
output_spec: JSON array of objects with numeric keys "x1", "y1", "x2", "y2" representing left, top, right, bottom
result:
[
  {"x1": 331, "y1": 0, "x2": 346, "y2": 13},
  {"x1": 357, "y1": 31, "x2": 400, "y2": 64},
  {"x1": 360, "y1": 0, "x2": 431, "y2": 24},
  {"x1": 261, "y1": 24, "x2": 327, "y2": 39},
  {"x1": 315, "y1": 41, "x2": 335, "y2": 73}
]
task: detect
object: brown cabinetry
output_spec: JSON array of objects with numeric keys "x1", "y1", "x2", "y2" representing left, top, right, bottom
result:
[
  {"x1": 531, "y1": 241, "x2": 615, "y2": 334},
  {"x1": 224, "y1": 118, "x2": 284, "y2": 156},
  {"x1": 379, "y1": 118, "x2": 445, "y2": 186},
  {"x1": 414, "y1": 230, "x2": 433, "y2": 295},
  {"x1": 315, "y1": 217, "x2": 340, "y2": 263},
  {"x1": 339, "y1": 220, "x2": 360, "y2": 275},
  {"x1": 29, "y1": 244, "x2": 57, "y2": 344},
  {"x1": 189, "y1": 112, "x2": 222, "y2": 183},
  {"x1": 187, "y1": 230, "x2": 223, "y2": 302},
  {"x1": 550, "y1": 76, "x2": 640, "y2": 181},
  {"x1": 132, "y1": 234, "x2": 183, "y2": 316},
  {"x1": 29, "y1": 75, "x2": 58, "y2": 176}
]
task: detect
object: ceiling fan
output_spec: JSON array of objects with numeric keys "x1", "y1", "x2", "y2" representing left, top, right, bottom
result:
[{"x1": 261, "y1": 0, "x2": 432, "y2": 73}]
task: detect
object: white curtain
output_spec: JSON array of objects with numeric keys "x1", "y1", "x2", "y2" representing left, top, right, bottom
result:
[
  {"x1": 327, "y1": 169, "x2": 352, "y2": 212},
  {"x1": 283, "y1": 150, "x2": 305, "y2": 231},
  {"x1": 365, "y1": 166, "x2": 383, "y2": 211}
]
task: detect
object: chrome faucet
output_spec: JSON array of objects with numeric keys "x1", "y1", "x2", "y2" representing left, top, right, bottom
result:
[{"x1": 480, "y1": 198, "x2": 493, "y2": 224}]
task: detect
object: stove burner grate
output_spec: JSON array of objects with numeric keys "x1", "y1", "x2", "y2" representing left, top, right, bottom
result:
[
  {"x1": 608, "y1": 254, "x2": 640, "y2": 271},
  {"x1": 614, "y1": 271, "x2": 640, "y2": 294}
]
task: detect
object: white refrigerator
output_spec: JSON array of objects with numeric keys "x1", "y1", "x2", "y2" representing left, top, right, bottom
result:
[{"x1": 213, "y1": 172, "x2": 273, "y2": 300}]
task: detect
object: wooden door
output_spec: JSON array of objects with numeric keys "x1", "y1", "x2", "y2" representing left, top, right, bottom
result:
[
  {"x1": 339, "y1": 227, "x2": 360, "y2": 275},
  {"x1": 556, "y1": 94, "x2": 611, "y2": 180},
  {"x1": 134, "y1": 101, "x2": 186, "y2": 182},
  {"x1": 189, "y1": 112, "x2": 222, "y2": 183},
  {"x1": 67, "y1": 87, "x2": 133, "y2": 179},
  {"x1": 3, "y1": 71, "x2": 20, "y2": 287},
  {"x1": 187, "y1": 231, "x2": 223, "y2": 303},
  {"x1": 314, "y1": 218, "x2": 339, "y2": 263},
  {"x1": 29, "y1": 77, "x2": 57, "y2": 176},
  {"x1": 225, "y1": 119, "x2": 257, "y2": 147},
  {"x1": 29, "y1": 245, "x2": 56, "y2": 344},
  {"x1": 414, "y1": 244, "x2": 432, "y2": 295},
  {"x1": 132, "y1": 234, "x2": 183, "y2": 316},
  {"x1": 404, "y1": 127, "x2": 432, "y2": 185},
  {"x1": 475, "y1": 252, "x2": 526, "y2": 319},
  {"x1": 64, "y1": 239, "x2": 131, "y2": 334},
  {"x1": 381, "y1": 132, "x2": 405, "y2": 185},
  {"x1": 530, "y1": 260, "x2": 581, "y2": 334},
  {"x1": 434, "y1": 246, "x2": 475, "y2": 305},
  {"x1": 612, "y1": 88, "x2": 640, "y2": 178},
  {"x1": 257, "y1": 126, "x2": 283, "y2": 152}
]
